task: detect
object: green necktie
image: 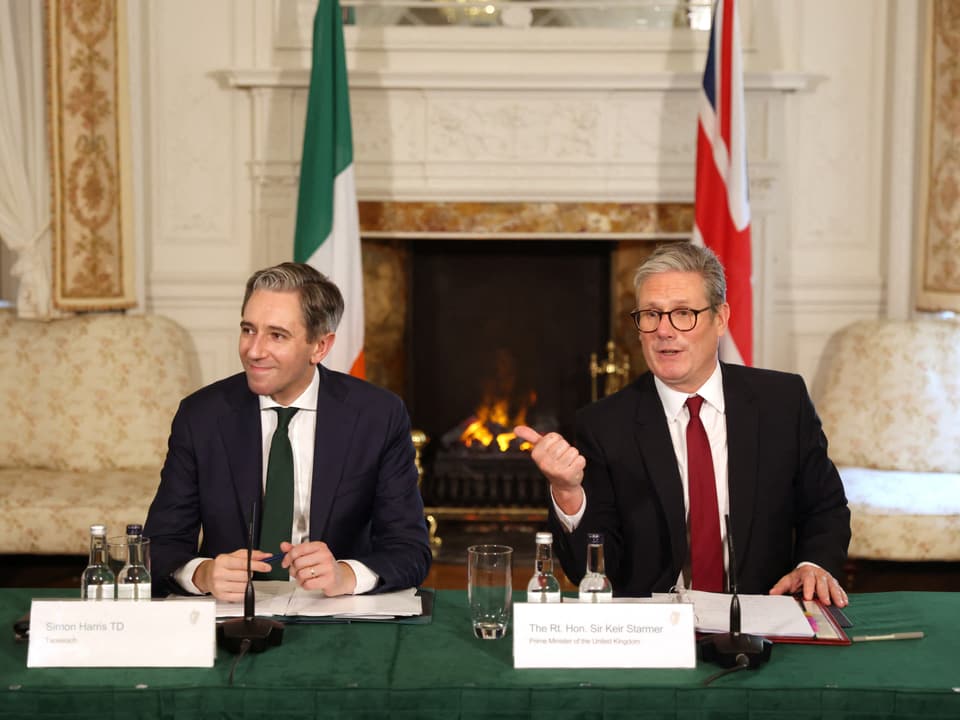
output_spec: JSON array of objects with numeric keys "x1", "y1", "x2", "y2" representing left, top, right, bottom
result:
[{"x1": 257, "y1": 406, "x2": 298, "y2": 580}]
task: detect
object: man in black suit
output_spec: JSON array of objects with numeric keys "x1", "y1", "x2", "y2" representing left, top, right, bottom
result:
[
  {"x1": 145, "y1": 263, "x2": 431, "y2": 600},
  {"x1": 516, "y1": 243, "x2": 850, "y2": 605}
]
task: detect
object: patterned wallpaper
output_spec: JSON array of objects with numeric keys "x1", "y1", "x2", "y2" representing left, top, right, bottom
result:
[
  {"x1": 46, "y1": 0, "x2": 135, "y2": 311},
  {"x1": 919, "y1": 1, "x2": 960, "y2": 312}
]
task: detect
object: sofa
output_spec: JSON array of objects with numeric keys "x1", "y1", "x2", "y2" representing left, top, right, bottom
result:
[
  {"x1": 0, "y1": 310, "x2": 200, "y2": 554},
  {"x1": 812, "y1": 319, "x2": 960, "y2": 563}
]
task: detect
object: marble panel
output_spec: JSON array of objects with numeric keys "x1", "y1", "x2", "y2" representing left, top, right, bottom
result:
[
  {"x1": 358, "y1": 201, "x2": 693, "y2": 235},
  {"x1": 425, "y1": 95, "x2": 603, "y2": 162},
  {"x1": 362, "y1": 239, "x2": 409, "y2": 396}
]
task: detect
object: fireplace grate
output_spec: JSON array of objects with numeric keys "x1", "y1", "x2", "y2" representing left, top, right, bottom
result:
[{"x1": 422, "y1": 451, "x2": 548, "y2": 508}]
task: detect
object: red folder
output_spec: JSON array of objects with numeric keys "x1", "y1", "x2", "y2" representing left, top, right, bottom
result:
[{"x1": 772, "y1": 598, "x2": 851, "y2": 646}]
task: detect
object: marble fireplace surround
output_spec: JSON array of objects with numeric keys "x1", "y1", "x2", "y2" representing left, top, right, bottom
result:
[
  {"x1": 356, "y1": 200, "x2": 692, "y2": 397},
  {"x1": 223, "y1": 41, "x2": 806, "y2": 520},
  {"x1": 226, "y1": 44, "x2": 805, "y2": 392},
  {"x1": 228, "y1": 69, "x2": 801, "y2": 389}
]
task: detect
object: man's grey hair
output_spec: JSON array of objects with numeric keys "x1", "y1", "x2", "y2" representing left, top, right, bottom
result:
[
  {"x1": 633, "y1": 242, "x2": 727, "y2": 308},
  {"x1": 242, "y1": 262, "x2": 344, "y2": 340}
]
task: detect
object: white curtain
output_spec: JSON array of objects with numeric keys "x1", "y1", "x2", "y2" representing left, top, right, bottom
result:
[{"x1": 0, "y1": 0, "x2": 54, "y2": 318}]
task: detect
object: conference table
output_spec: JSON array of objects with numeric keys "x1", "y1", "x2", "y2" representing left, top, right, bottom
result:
[{"x1": 1, "y1": 589, "x2": 957, "y2": 719}]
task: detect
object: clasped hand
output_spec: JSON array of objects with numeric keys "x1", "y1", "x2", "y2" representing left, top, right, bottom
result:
[
  {"x1": 195, "y1": 540, "x2": 357, "y2": 602},
  {"x1": 277, "y1": 539, "x2": 357, "y2": 597}
]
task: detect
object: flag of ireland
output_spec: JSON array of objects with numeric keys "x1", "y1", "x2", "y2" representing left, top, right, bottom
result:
[{"x1": 294, "y1": 0, "x2": 365, "y2": 378}]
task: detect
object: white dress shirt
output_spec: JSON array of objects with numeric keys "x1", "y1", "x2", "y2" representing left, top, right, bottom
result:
[
  {"x1": 553, "y1": 363, "x2": 730, "y2": 589},
  {"x1": 553, "y1": 361, "x2": 818, "y2": 589},
  {"x1": 175, "y1": 367, "x2": 378, "y2": 594}
]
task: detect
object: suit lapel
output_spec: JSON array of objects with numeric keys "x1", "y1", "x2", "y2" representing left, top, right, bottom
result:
[
  {"x1": 720, "y1": 363, "x2": 760, "y2": 580},
  {"x1": 308, "y1": 365, "x2": 359, "y2": 540},
  {"x1": 220, "y1": 381, "x2": 264, "y2": 533},
  {"x1": 632, "y1": 375, "x2": 688, "y2": 577}
]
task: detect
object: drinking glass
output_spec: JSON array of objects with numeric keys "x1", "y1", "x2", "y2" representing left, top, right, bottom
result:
[
  {"x1": 107, "y1": 536, "x2": 151, "y2": 576},
  {"x1": 106, "y1": 538, "x2": 127, "y2": 578},
  {"x1": 467, "y1": 544, "x2": 513, "y2": 640}
]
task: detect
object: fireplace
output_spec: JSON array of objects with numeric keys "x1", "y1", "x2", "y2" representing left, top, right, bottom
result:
[
  {"x1": 409, "y1": 239, "x2": 610, "y2": 512},
  {"x1": 357, "y1": 201, "x2": 688, "y2": 536}
]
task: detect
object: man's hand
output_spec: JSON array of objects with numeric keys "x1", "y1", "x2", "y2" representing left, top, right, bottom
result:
[
  {"x1": 769, "y1": 565, "x2": 848, "y2": 607},
  {"x1": 514, "y1": 425, "x2": 586, "y2": 515},
  {"x1": 280, "y1": 540, "x2": 357, "y2": 597},
  {"x1": 192, "y1": 549, "x2": 273, "y2": 602}
]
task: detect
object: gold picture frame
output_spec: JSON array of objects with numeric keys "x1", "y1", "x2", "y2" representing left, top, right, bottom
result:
[
  {"x1": 46, "y1": 0, "x2": 135, "y2": 311},
  {"x1": 916, "y1": 1, "x2": 960, "y2": 313}
]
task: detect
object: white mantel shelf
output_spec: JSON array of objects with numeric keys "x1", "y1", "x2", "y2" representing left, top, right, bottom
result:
[{"x1": 222, "y1": 68, "x2": 814, "y2": 92}]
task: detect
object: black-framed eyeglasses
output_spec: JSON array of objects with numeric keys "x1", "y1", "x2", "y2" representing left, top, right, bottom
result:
[{"x1": 629, "y1": 306, "x2": 714, "y2": 333}]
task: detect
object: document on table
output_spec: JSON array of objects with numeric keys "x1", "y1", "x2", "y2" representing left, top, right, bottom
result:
[
  {"x1": 215, "y1": 582, "x2": 422, "y2": 620},
  {"x1": 651, "y1": 590, "x2": 814, "y2": 638}
]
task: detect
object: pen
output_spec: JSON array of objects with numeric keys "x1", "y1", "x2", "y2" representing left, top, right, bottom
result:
[{"x1": 851, "y1": 631, "x2": 924, "y2": 642}]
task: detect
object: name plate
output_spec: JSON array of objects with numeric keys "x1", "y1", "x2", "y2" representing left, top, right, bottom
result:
[
  {"x1": 513, "y1": 601, "x2": 696, "y2": 668},
  {"x1": 27, "y1": 599, "x2": 216, "y2": 668}
]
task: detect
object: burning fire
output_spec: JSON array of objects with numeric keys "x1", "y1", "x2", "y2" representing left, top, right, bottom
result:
[{"x1": 459, "y1": 394, "x2": 535, "y2": 452}]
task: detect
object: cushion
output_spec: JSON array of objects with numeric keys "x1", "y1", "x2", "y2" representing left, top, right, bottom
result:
[
  {"x1": 840, "y1": 466, "x2": 960, "y2": 561},
  {"x1": 0, "y1": 467, "x2": 160, "y2": 554},
  {"x1": 814, "y1": 319, "x2": 960, "y2": 473},
  {"x1": 0, "y1": 311, "x2": 197, "y2": 472}
]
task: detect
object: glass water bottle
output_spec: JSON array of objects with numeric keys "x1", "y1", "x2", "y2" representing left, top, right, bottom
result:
[
  {"x1": 578, "y1": 532, "x2": 613, "y2": 602},
  {"x1": 81, "y1": 524, "x2": 116, "y2": 600},
  {"x1": 117, "y1": 524, "x2": 152, "y2": 600},
  {"x1": 526, "y1": 532, "x2": 562, "y2": 603}
]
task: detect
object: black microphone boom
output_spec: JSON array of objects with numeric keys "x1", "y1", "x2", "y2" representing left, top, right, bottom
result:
[
  {"x1": 697, "y1": 515, "x2": 772, "y2": 669},
  {"x1": 217, "y1": 502, "x2": 284, "y2": 653}
]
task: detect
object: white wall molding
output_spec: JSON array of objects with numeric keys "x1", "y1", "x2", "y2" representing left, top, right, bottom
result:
[
  {"x1": 776, "y1": 279, "x2": 885, "y2": 310},
  {"x1": 136, "y1": 1, "x2": 903, "y2": 389},
  {"x1": 224, "y1": 68, "x2": 812, "y2": 92},
  {"x1": 883, "y1": 0, "x2": 924, "y2": 319}
]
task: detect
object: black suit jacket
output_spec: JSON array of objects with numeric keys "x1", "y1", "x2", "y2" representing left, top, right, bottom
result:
[
  {"x1": 144, "y1": 365, "x2": 431, "y2": 596},
  {"x1": 550, "y1": 363, "x2": 850, "y2": 596}
]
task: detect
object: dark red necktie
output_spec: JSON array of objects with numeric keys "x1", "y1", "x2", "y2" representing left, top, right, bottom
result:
[{"x1": 686, "y1": 395, "x2": 724, "y2": 592}]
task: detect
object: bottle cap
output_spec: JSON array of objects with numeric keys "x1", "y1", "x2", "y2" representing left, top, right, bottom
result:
[
  {"x1": 126, "y1": 524, "x2": 143, "y2": 535},
  {"x1": 89, "y1": 524, "x2": 106, "y2": 536},
  {"x1": 535, "y1": 532, "x2": 553, "y2": 544},
  {"x1": 587, "y1": 532, "x2": 603, "y2": 544}
]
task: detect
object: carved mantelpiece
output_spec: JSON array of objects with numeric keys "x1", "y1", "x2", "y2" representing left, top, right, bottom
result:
[{"x1": 224, "y1": 57, "x2": 807, "y2": 379}]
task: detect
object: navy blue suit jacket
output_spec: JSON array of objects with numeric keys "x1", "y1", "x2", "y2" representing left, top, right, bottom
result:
[
  {"x1": 549, "y1": 363, "x2": 850, "y2": 596},
  {"x1": 144, "y1": 365, "x2": 431, "y2": 596}
]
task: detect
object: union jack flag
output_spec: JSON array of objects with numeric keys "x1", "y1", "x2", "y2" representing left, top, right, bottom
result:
[{"x1": 693, "y1": 0, "x2": 752, "y2": 366}]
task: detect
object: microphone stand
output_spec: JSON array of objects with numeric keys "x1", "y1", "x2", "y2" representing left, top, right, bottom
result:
[
  {"x1": 217, "y1": 505, "x2": 285, "y2": 656},
  {"x1": 698, "y1": 515, "x2": 772, "y2": 670}
]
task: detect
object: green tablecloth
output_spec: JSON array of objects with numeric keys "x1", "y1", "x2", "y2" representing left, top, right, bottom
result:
[{"x1": 1, "y1": 589, "x2": 958, "y2": 719}]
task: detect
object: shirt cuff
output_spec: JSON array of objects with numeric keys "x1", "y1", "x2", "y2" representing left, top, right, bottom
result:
[
  {"x1": 551, "y1": 487, "x2": 586, "y2": 533},
  {"x1": 174, "y1": 557, "x2": 210, "y2": 595},
  {"x1": 341, "y1": 559, "x2": 379, "y2": 594}
]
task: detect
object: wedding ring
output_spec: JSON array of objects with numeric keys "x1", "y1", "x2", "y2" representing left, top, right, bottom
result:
[{"x1": 310, "y1": 566, "x2": 317, "y2": 578}]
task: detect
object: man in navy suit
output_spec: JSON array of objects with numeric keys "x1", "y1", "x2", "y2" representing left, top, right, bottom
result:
[
  {"x1": 145, "y1": 263, "x2": 431, "y2": 600},
  {"x1": 516, "y1": 243, "x2": 850, "y2": 606}
]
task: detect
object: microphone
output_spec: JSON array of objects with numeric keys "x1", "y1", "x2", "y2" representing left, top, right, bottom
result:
[
  {"x1": 697, "y1": 515, "x2": 772, "y2": 668},
  {"x1": 217, "y1": 502, "x2": 284, "y2": 654}
]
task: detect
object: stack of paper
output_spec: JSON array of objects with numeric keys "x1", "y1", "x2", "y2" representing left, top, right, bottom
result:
[
  {"x1": 651, "y1": 591, "x2": 814, "y2": 638},
  {"x1": 215, "y1": 582, "x2": 422, "y2": 620}
]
